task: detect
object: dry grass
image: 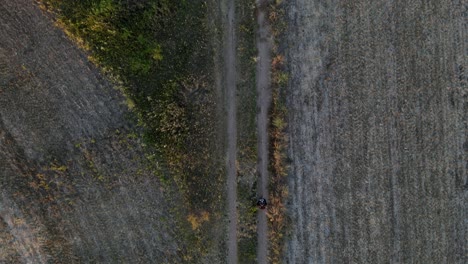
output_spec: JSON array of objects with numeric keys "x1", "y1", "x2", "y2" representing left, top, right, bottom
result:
[
  {"x1": 266, "y1": 2, "x2": 289, "y2": 263},
  {"x1": 267, "y1": 88, "x2": 288, "y2": 264},
  {"x1": 187, "y1": 211, "x2": 210, "y2": 230}
]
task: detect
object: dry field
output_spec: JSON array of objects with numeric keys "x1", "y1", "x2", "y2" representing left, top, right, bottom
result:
[
  {"x1": 0, "y1": 0, "x2": 183, "y2": 262},
  {"x1": 283, "y1": 0, "x2": 466, "y2": 263}
]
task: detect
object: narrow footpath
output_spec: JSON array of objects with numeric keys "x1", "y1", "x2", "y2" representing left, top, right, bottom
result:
[
  {"x1": 225, "y1": 0, "x2": 238, "y2": 263},
  {"x1": 255, "y1": 0, "x2": 272, "y2": 263}
]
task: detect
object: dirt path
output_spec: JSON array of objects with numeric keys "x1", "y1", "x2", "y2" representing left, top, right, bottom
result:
[
  {"x1": 255, "y1": 0, "x2": 272, "y2": 263},
  {"x1": 225, "y1": 0, "x2": 238, "y2": 263},
  {"x1": 224, "y1": 0, "x2": 272, "y2": 262}
]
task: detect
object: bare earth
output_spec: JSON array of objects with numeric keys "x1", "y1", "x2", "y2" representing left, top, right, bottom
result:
[
  {"x1": 284, "y1": 0, "x2": 466, "y2": 263},
  {"x1": 225, "y1": 0, "x2": 238, "y2": 263}
]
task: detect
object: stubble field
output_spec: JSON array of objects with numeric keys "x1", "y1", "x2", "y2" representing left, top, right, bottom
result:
[{"x1": 283, "y1": 0, "x2": 466, "y2": 263}]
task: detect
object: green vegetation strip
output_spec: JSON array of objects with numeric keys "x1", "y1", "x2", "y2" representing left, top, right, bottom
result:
[{"x1": 235, "y1": 0, "x2": 258, "y2": 263}]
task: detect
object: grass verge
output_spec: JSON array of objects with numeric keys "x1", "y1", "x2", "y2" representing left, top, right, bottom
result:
[
  {"x1": 267, "y1": 1, "x2": 289, "y2": 263},
  {"x1": 235, "y1": 0, "x2": 259, "y2": 262}
]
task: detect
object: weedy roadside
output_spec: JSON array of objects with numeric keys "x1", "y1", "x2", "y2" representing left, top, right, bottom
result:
[{"x1": 267, "y1": 1, "x2": 289, "y2": 263}]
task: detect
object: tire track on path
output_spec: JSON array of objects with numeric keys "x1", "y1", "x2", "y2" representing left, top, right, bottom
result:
[{"x1": 225, "y1": 0, "x2": 238, "y2": 262}]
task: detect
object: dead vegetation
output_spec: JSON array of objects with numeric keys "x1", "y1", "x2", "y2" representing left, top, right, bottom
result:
[{"x1": 266, "y1": 2, "x2": 289, "y2": 263}]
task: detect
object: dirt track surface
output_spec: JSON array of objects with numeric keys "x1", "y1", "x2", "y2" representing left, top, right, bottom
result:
[
  {"x1": 255, "y1": 0, "x2": 272, "y2": 263},
  {"x1": 284, "y1": 0, "x2": 466, "y2": 263},
  {"x1": 225, "y1": 0, "x2": 238, "y2": 262}
]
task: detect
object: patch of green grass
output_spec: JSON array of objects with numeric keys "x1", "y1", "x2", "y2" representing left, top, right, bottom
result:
[
  {"x1": 236, "y1": 0, "x2": 257, "y2": 154},
  {"x1": 41, "y1": 0, "x2": 212, "y2": 157}
]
